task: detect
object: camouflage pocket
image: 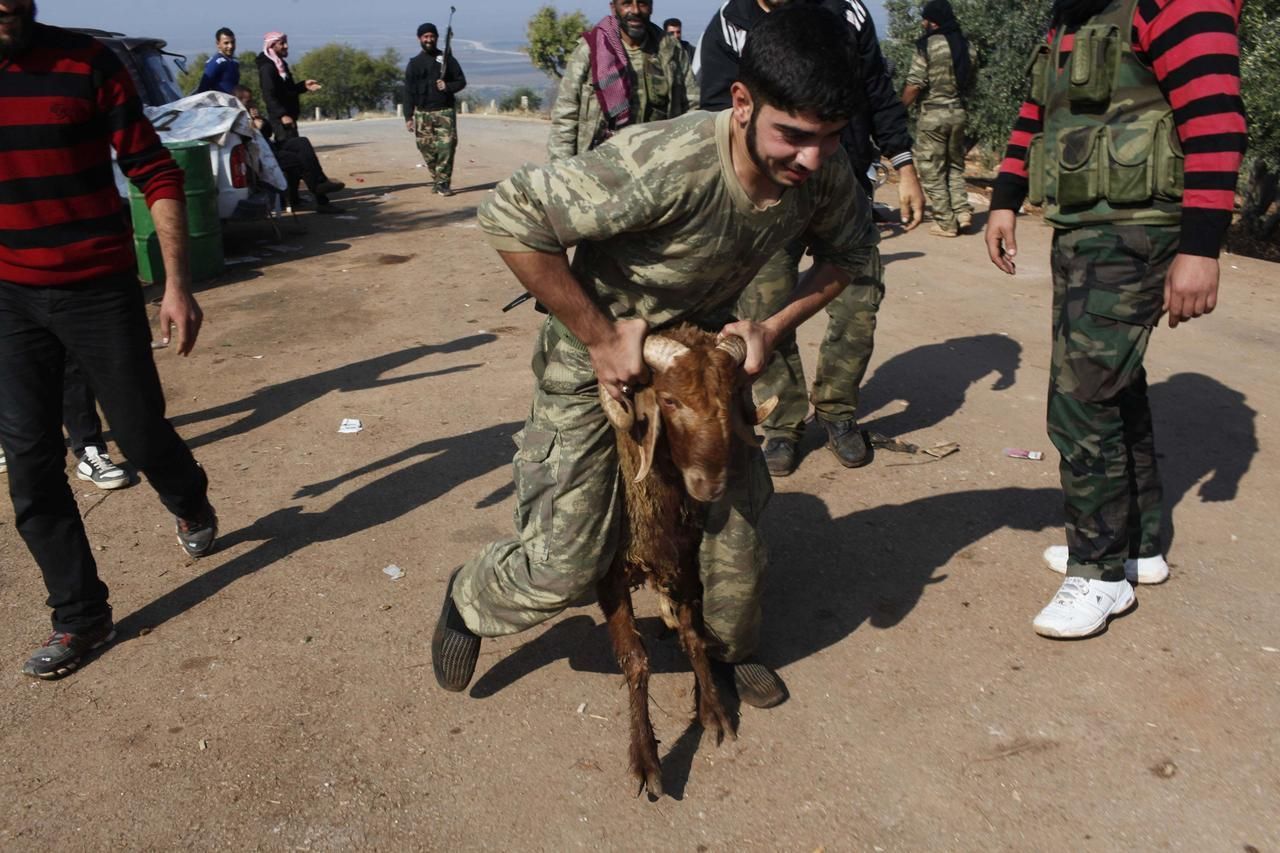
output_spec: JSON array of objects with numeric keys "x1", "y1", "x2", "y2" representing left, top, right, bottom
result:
[
  {"x1": 1027, "y1": 133, "x2": 1046, "y2": 205},
  {"x1": 1106, "y1": 122, "x2": 1155, "y2": 205},
  {"x1": 513, "y1": 428, "x2": 559, "y2": 562},
  {"x1": 1056, "y1": 126, "x2": 1103, "y2": 208},
  {"x1": 1084, "y1": 282, "x2": 1163, "y2": 328},
  {"x1": 1153, "y1": 114, "x2": 1185, "y2": 200},
  {"x1": 1068, "y1": 24, "x2": 1120, "y2": 107},
  {"x1": 1025, "y1": 42, "x2": 1052, "y2": 106}
]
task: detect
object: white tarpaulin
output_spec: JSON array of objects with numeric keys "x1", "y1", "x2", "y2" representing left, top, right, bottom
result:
[{"x1": 140, "y1": 91, "x2": 287, "y2": 192}]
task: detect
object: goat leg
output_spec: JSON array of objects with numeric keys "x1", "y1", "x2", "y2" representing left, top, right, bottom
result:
[
  {"x1": 674, "y1": 593, "x2": 737, "y2": 746},
  {"x1": 598, "y1": 569, "x2": 664, "y2": 797}
]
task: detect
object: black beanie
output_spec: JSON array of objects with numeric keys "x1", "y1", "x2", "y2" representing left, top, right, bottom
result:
[
  {"x1": 417, "y1": 23, "x2": 438, "y2": 37},
  {"x1": 921, "y1": 0, "x2": 956, "y2": 26}
]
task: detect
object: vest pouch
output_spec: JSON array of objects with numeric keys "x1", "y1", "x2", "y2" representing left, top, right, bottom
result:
[
  {"x1": 1153, "y1": 114, "x2": 1185, "y2": 200},
  {"x1": 1025, "y1": 42, "x2": 1052, "y2": 105},
  {"x1": 1027, "y1": 133, "x2": 1046, "y2": 205},
  {"x1": 1056, "y1": 126, "x2": 1103, "y2": 208},
  {"x1": 1106, "y1": 121, "x2": 1155, "y2": 205},
  {"x1": 1068, "y1": 25, "x2": 1120, "y2": 107}
]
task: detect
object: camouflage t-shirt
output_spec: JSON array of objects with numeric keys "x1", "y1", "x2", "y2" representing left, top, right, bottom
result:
[
  {"x1": 480, "y1": 109, "x2": 878, "y2": 328},
  {"x1": 906, "y1": 35, "x2": 978, "y2": 108}
]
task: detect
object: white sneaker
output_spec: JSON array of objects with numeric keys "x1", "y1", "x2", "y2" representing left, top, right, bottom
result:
[
  {"x1": 1033, "y1": 576, "x2": 1136, "y2": 639},
  {"x1": 0, "y1": 447, "x2": 6, "y2": 474},
  {"x1": 75, "y1": 447, "x2": 129, "y2": 490},
  {"x1": 1042, "y1": 545, "x2": 1169, "y2": 584}
]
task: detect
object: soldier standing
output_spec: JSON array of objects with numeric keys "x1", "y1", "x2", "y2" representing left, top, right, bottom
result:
[
  {"x1": 698, "y1": 0, "x2": 924, "y2": 477},
  {"x1": 902, "y1": 0, "x2": 977, "y2": 238},
  {"x1": 405, "y1": 22, "x2": 466, "y2": 196},
  {"x1": 433, "y1": 7, "x2": 880, "y2": 708},
  {"x1": 985, "y1": 0, "x2": 1245, "y2": 638},
  {"x1": 547, "y1": 0, "x2": 697, "y2": 162}
]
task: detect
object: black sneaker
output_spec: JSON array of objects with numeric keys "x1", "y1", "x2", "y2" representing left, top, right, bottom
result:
[
  {"x1": 315, "y1": 179, "x2": 345, "y2": 196},
  {"x1": 176, "y1": 505, "x2": 218, "y2": 558},
  {"x1": 732, "y1": 658, "x2": 788, "y2": 708},
  {"x1": 762, "y1": 437, "x2": 798, "y2": 477},
  {"x1": 432, "y1": 569, "x2": 481, "y2": 692},
  {"x1": 820, "y1": 417, "x2": 872, "y2": 468},
  {"x1": 22, "y1": 621, "x2": 116, "y2": 679}
]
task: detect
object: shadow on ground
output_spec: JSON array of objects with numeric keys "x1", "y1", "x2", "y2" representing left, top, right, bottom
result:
[{"x1": 169, "y1": 333, "x2": 496, "y2": 450}]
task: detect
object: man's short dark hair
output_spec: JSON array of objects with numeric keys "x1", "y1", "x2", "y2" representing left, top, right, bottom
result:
[
  {"x1": 216, "y1": 27, "x2": 235, "y2": 42},
  {"x1": 663, "y1": 18, "x2": 682, "y2": 29},
  {"x1": 737, "y1": 5, "x2": 862, "y2": 122}
]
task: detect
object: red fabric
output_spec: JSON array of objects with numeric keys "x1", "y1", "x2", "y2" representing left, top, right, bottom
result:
[
  {"x1": 993, "y1": 0, "x2": 1245, "y2": 257},
  {"x1": 0, "y1": 24, "x2": 184, "y2": 286},
  {"x1": 585, "y1": 14, "x2": 633, "y2": 144}
]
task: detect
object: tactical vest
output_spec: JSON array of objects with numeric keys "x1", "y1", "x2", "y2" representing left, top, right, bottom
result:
[{"x1": 1024, "y1": 0, "x2": 1184, "y2": 228}]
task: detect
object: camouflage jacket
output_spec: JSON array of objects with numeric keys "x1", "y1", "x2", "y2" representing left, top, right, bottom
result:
[
  {"x1": 485, "y1": 110, "x2": 879, "y2": 329},
  {"x1": 547, "y1": 27, "x2": 699, "y2": 162},
  {"x1": 907, "y1": 34, "x2": 977, "y2": 109}
]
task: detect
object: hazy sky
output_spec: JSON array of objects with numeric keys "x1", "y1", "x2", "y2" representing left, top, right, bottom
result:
[{"x1": 39, "y1": 0, "x2": 891, "y2": 54}]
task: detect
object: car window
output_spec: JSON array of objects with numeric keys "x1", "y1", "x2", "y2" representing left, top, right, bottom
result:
[{"x1": 138, "y1": 50, "x2": 182, "y2": 106}]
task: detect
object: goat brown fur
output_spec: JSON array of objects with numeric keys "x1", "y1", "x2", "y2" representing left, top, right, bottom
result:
[{"x1": 597, "y1": 324, "x2": 769, "y2": 798}]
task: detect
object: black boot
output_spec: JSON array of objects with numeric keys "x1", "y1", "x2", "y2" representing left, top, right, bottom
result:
[
  {"x1": 820, "y1": 417, "x2": 871, "y2": 468},
  {"x1": 732, "y1": 659, "x2": 788, "y2": 708},
  {"x1": 432, "y1": 569, "x2": 481, "y2": 692},
  {"x1": 762, "y1": 437, "x2": 798, "y2": 477}
]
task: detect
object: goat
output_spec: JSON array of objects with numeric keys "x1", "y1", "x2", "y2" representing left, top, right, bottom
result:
[{"x1": 597, "y1": 323, "x2": 776, "y2": 797}]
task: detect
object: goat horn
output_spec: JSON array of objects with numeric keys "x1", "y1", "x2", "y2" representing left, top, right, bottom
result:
[
  {"x1": 715, "y1": 335, "x2": 748, "y2": 366},
  {"x1": 642, "y1": 336, "x2": 690, "y2": 372},
  {"x1": 598, "y1": 384, "x2": 634, "y2": 430},
  {"x1": 754, "y1": 395, "x2": 779, "y2": 424}
]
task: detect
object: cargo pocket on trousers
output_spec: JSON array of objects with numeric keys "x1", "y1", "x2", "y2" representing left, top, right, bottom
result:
[
  {"x1": 1084, "y1": 284, "x2": 1162, "y2": 329},
  {"x1": 513, "y1": 428, "x2": 559, "y2": 563}
]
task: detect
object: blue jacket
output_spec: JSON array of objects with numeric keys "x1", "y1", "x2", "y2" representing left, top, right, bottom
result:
[{"x1": 196, "y1": 54, "x2": 239, "y2": 95}]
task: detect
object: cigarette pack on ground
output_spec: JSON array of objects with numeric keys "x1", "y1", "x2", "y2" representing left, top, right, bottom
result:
[{"x1": 1004, "y1": 447, "x2": 1044, "y2": 461}]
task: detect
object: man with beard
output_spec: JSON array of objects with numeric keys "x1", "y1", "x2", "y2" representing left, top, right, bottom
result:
[
  {"x1": 985, "y1": 0, "x2": 1244, "y2": 638},
  {"x1": 433, "y1": 6, "x2": 881, "y2": 709},
  {"x1": 548, "y1": 0, "x2": 697, "y2": 161},
  {"x1": 0, "y1": 0, "x2": 218, "y2": 678},
  {"x1": 404, "y1": 22, "x2": 466, "y2": 196},
  {"x1": 663, "y1": 17, "x2": 696, "y2": 63},
  {"x1": 256, "y1": 31, "x2": 322, "y2": 143},
  {"x1": 697, "y1": 0, "x2": 923, "y2": 477},
  {"x1": 902, "y1": 0, "x2": 977, "y2": 238}
]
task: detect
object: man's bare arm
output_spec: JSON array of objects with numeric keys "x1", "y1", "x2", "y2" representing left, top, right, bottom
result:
[
  {"x1": 721, "y1": 261, "x2": 852, "y2": 376},
  {"x1": 496, "y1": 250, "x2": 648, "y2": 399},
  {"x1": 150, "y1": 197, "x2": 203, "y2": 355}
]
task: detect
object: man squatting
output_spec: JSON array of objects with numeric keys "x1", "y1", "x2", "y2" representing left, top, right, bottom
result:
[{"x1": 431, "y1": 6, "x2": 881, "y2": 707}]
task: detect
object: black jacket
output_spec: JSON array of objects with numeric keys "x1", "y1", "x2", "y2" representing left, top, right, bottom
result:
[
  {"x1": 256, "y1": 53, "x2": 307, "y2": 123},
  {"x1": 405, "y1": 49, "x2": 466, "y2": 111},
  {"x1": 695, "y1": 0, "x2": 914, "y2": 192}
]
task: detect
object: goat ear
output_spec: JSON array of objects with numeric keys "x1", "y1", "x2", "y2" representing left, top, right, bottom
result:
[
  {"x1": 631, "y1": 387, "x2": 662, "y2": 483},
  {"x1": 599, "y1": 384, "x2": 634, "y2": 430},
  {"x1": 754, "y1": 395, "x2": 779, "y2": 425}
]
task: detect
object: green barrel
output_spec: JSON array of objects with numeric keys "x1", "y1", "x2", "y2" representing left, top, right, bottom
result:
[{"x1": 129, "y1": 140, "x2": 224, "y2": 283}]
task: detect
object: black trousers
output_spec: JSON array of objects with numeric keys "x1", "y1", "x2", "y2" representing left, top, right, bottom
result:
[
  {"x1": 62, "y1": 356, "x2": 105, "y2": 457},
  {"x1": 274, "y1": 136, "x2": 329, "y2": 204},
  {"x1": 0, "y1": 273, "x2": 209, "y2": 632}
]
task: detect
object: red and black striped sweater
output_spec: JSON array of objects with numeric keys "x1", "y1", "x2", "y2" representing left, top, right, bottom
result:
[
  {"x1": 991, "y1": 0, "x2": 1245, "y2": 258},
  {"x1": 0, "y1": 23, "x2": 183, "y2": 286}
]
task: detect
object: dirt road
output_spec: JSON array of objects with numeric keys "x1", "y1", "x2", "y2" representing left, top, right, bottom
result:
[{"x1": 1, "y1": 115, "x2": 1276, "y2": 851}]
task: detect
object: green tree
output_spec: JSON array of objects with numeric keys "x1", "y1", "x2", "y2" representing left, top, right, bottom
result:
[
  {"x1": 176, "y1": 51, "x2": 208, "y2": 95},
  {"x1": 294, "y1": 44, "x2": 402, "y2": 118},
  {"x1": 525, "y1": 5, "x2": 589, "y2": 79},
  {"x1": 499, "y1": 86, "x2": 544, "y2": 112},
  {"x1": 885, "y1": 0, "x2": 1050, "y2": 165},
  {"x1": 1238, "y1": 0, "x2": 1280, "y2": 240}
]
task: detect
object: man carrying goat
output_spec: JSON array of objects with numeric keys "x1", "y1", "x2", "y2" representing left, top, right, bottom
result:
[{"x1": 432, "y1": 6, "x2": 881, "y2": 709}]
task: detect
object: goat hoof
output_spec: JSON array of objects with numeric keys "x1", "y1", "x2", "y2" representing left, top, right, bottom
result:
[{"x1": 633, "y1": 765, "x2": 664, "y2": 798}]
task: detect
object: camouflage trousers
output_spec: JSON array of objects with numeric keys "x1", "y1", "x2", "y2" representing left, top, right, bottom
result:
[
  {"x1": 1048, "y1": 223, "x2": 1176, "y2": 581},
  {"x1": 414, "y1": 107, "x2": 457, "y2": 187},
  {"x1": 452, "y1": 317, "x2": 774, "y2": 662},
  {"x1": 736, "y1": 243, "x2": 886, "y2": 440},
  {"x1": 914, "y1": 107, "x2": 971, "y2": 232}
]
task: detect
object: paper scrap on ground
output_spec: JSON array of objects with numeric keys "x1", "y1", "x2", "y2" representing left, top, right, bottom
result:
[
  {"x1": 338, "y1": 418, "x2": 363, "y2": 434},
  {"x1": 382, "y1": 564, "x2": 404, "y2": 580}
]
